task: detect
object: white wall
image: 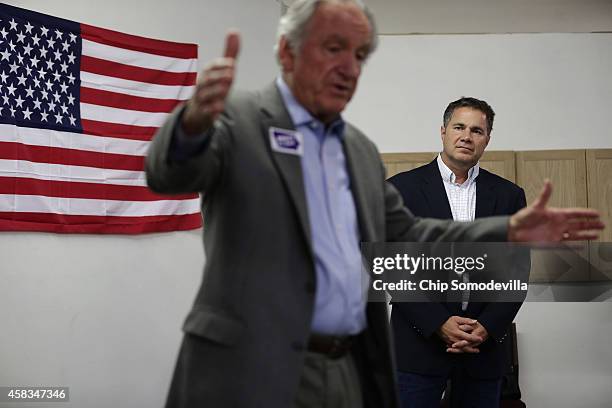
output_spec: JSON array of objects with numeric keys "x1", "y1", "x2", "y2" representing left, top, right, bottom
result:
[
  {"x1": 1, "y1": 1, "x2": 611, "y2": 408},
  {"x1": 345, "y1": 33, "x2": 612, "y2": 152},
  {"x1": 367, "y1": 0, "x2": 612, "y2": 34},
  {"x1": 515, "y1": 303, "x2": 612, "y2": 407},
  {"x1": 1, "y1": 231, "x2": 204, "y2": 407}
]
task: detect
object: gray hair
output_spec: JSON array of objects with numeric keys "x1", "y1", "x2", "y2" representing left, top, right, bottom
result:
[
  {"x1": 274, "y1": 0, "x2": 378, "y2": 63},
  {"x1": 443, "y1": 97, "x2": 496, "y2": 135}
]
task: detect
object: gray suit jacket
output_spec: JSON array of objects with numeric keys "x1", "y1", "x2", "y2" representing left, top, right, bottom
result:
[{"x1": 145, "y1": 83, "x2": 509, "y2": 408}]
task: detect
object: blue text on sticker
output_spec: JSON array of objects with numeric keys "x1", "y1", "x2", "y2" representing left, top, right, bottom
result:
[{"x1": 269, "y1": 127, "x2": 303, "y2": 156}]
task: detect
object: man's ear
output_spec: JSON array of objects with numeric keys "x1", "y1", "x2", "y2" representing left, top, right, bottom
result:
[
  {"x1": 440, "y1": 125, "x2": 446, "y2": 142},
  {"x1": 278, "y1": 36, "x2": 295, "y2": 73}
]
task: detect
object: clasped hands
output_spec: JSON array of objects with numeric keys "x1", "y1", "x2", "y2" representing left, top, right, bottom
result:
[{"x1": 437, "y1": 316, "x2": 488, "y2": 354}]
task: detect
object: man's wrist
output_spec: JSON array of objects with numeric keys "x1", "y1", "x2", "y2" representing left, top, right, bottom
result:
[
  {"x1": 180, "y1": 98, "x2": 216, "y2": 136},
  {"x1": 168, "y1": 107, "x2": 215, "y2": 163},
  {"x1": 508, "y1": 214, "x2": 518, "y2": 242}
]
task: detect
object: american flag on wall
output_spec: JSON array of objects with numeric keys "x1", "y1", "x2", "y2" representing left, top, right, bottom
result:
[{"x1": 0, "y1": 3, "x2": 202, "y2": 234}]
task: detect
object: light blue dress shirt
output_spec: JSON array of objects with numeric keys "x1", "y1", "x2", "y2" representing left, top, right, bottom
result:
[{"x1": 276, "y1": 78, "x2": 365, "y2": 335}]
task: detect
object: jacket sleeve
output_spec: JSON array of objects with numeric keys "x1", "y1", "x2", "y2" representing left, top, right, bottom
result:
[
  {"x1": 145, "y1": 104, "x2": 234, "y2": 195},
  {"x1": 384, "y1": 181, "x2": 510, "y2": 243},
  {"x1": 392, "y1": 302, "x2": 452, "y2": 339}
]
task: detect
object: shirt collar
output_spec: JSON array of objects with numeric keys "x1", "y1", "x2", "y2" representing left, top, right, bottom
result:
[
  {"x1": 275, "y1": 77, "x2": 345, "y2": 138},
  {"x1": 436, "y1": 154, "x2": 480, "y2": 185}
]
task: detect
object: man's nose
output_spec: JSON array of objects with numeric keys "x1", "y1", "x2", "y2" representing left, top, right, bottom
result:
[
  {"x1": 338, "y1": 54, "x2": 361, "y2": 78},
  {"x1": 460, "y1": 130, "x2": 473, "y2": 142}
]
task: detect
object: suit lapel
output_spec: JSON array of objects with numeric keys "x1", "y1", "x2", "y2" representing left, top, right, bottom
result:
[
  {"x1": 475, "y1": 169, "x2": 497, "y2": 217},
  {"x1": 421, "y1": 160, "x2": 453, "y2": 220},
  {"x1": 343, "y1": 129, "x2": 377, "y2": 241},
  {"x1": 259, "y1": 84, "x2": 312, "y2": 247}
]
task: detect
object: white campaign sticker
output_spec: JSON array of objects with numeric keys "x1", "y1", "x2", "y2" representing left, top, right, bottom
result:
[{"x1": 269, "y1": 127, "x2": 303, "y2": 156}]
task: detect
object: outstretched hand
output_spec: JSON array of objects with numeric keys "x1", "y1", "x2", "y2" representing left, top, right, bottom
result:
[
  {"x1": 508, "y1": 180, "x2": 604, "y2": 243},
  {"x1": 182, "y1": 31, "x2": 241, "y2": 135}
]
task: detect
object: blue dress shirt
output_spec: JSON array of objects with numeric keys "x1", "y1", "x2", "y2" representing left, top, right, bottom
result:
[{"x1": 275, "y1": 78, "x2": 365, "y2": 335}]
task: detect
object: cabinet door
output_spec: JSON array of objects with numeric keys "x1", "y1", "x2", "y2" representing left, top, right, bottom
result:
[
  {"x1": 586, "y1": 149, "x2": 612, "y2": 282},
  {"x1": 380, "y1": 152, "x2": 437, "y2": 179},
  {"x1": 517, "y1": 150, "x2": 588, "y2": 282},
  {"x1": 480, "y1": 151, "x2": 516, "y2": 183}
]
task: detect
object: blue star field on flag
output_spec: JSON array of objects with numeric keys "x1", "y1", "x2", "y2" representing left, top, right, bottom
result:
[{"x1": 0, "y1": 5, "x2": 82, "y2": 133}]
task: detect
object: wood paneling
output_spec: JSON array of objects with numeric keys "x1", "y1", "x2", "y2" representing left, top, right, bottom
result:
[
  {"x1": 516, "y1": 150, "x2": 587, "y2": 207},
  {"x1": 381, "y1": 152, "x2": 436, "y2": 179},
  {"x1": 516, "y1": 150, "x2": 588, "y2": 282},
  {"x1": 586, "y1": 149, "x2": 612, "y2": 243},
  {"x1": 480, "y1": 151, "x2": 516, "y2": 183},
  {"x1": 586, "y1": 149, "x2": 612, "y2": 281}
]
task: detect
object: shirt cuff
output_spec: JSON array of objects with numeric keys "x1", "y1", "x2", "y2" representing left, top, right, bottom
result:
[{"x1": 168, "y1": 120, "x2": 214, "y2": 163}]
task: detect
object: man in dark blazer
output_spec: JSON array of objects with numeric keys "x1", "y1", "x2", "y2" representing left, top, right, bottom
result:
[
  {"x1": 146, "y1": 1, "x2": 602, "y2": 406},
  {"x1": 389, "y1": 97, "x2": 527, "y2": 408}
]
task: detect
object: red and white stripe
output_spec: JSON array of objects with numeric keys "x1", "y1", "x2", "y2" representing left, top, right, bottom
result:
[{"x1": 0, "y1": 24, "x2": 201, "y2": 233}]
